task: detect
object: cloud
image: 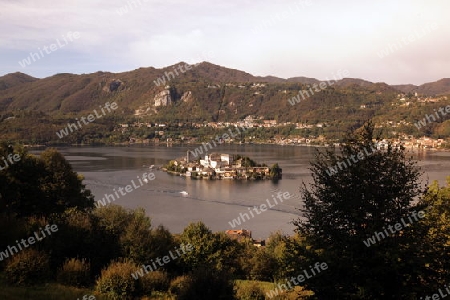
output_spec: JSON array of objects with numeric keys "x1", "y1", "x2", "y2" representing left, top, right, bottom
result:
[{"x1": 1, "y1": 0, "x2": 449, "y2": 84}]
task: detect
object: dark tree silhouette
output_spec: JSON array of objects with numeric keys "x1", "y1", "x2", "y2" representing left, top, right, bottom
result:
[{"x1": 293, "y1": 122, "x2": 428, "y2": 299}]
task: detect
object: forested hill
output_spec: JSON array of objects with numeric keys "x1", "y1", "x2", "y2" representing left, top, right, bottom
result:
[
  {"x1": 1, "y1": 62, "x2": 449, "y2": 116},
  {"x1": 0, "y1": 62, "x2": 449, "y2": 144}
]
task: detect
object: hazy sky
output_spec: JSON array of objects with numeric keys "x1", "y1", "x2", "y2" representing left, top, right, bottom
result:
[{"x1": 0, "y1": 0, "x2": 448, "y2": 85}]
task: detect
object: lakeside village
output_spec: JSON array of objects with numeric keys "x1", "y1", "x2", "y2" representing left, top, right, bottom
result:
[
  {"x1": 162, "y1": 152, "x2": 282, "y2": 180},
  {"x1": 121, "y1": 116, "x2": 448, "y2": 151},
  {"x1": 114, "y1": 89, "x2": 450, "y2": 150},
  {"x1": 117, "y1": 92, "x2": 450, "y2": 150}
]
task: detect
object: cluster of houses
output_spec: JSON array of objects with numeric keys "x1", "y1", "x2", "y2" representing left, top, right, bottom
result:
[
  {"x1": 164, "y1": 152, "x2": 281, "y2": 180},
  {"x1": 402, "y1": 136, "x2": 447, "y2": 149}
]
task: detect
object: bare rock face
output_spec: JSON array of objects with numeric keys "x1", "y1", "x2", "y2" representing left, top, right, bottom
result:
[
  {"x1": 154, "y1": 89, "x2": 172, "y2": 106},
  {"x1": 102, "y1": 79, "x2": 124, "y2": 93},
  {"x1": 134, "y1": 105, "x2": 153, "y2": 116},
  {"x1": 181, "y1": 91, "x2": 193, "y2": 102},
  {"x1": 136, "y1": 88, "x2": 175, "y2": 116}
]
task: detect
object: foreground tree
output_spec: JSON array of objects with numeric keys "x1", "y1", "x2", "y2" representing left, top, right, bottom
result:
[
  {"x1": 93, "y1": 205, "x2": 176, "y2": 266},
  {"x1": 294, "y1": 122, "x2": 428, "y2": 299},
  {"x1": 40, "y1": 149, "x2": 94, "y2": 213},
  {"x1": 179, "y1": 222, "x2": 241, "y2": 274},
  {"x1": 0, "y1": 145, "x2": 94, "y2": 217},
  {"x1": 411, "y1": 177, "x2": 450, "y2": 291}
]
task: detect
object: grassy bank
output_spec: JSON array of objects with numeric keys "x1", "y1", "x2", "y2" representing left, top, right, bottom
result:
[
  {"x1": 0, "y1": 282, "x2": 104, "y2": 300},
  {"x1": 0, "y1": 276, "x2": 313, "y2": 299}
]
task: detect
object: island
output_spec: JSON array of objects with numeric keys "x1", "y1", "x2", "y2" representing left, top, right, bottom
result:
[{"x1": 162, "y1": 152, "x2": 282, "y2": 180}]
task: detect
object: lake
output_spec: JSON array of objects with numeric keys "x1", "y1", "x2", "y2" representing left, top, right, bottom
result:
[{"x1": 47, "y1": 144, "x2": 450, "y2": 239}]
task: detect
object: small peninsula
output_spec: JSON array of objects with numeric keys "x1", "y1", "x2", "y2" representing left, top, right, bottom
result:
[{"x1": 163, "y1": 152, "x2": 282, "y2": 180}]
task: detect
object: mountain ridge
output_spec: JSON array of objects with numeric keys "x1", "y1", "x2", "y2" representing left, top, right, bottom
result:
[
  {"x1": 2, "y1": 62, "x2": 449, "y2": 95},
  {"x1": 0, "y1": 62, "x2": 448, "y2": 129},
  {"x1": 0, "y1": 62, "x2": 449, "y2": 145}
]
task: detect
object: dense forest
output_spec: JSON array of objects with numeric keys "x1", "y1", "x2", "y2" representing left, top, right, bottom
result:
[{"x1": 0, "y1": 122, "x2": 448, "y2": 299}]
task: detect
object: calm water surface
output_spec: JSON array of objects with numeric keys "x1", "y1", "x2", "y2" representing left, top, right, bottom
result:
[{"x1": 51, "y1": 144, "x2": 450, "y2": 239}]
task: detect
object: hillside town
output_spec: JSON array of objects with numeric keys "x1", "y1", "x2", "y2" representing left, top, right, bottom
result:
[
  {"x1": 111, "y1": 90, "x2": 450, "y2": 150},
  {"x1": 115, "y1": 88, "x2": 450, "y2": 150}
]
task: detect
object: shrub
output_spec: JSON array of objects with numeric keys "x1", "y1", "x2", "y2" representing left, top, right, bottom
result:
[
  {"x1": 5, "y1": 249, "x2": 51, "y2": 286},
  {"x1": 96, "y1": 261, "x2": 141, "y2": 299},
  {"x1": 234, "y1": 281, "x2": 265, "y2": 300},
  {"x1": 168, "y1": 275, "x2": 191, "y2": 296},
  {"x1": 141, "y1": 270, "x2": 170, "y2": 294},
  {"x1": 57, "y1": 258, "x2": 91, "y2": 287},
  {"x1": 174, "y1": 268, "x2": 235, "y2": 300}
]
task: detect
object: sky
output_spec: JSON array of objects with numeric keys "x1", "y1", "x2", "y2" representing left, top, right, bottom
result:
[{"x1": 0, "y1": 0, "x2": 448, "y2": 85}]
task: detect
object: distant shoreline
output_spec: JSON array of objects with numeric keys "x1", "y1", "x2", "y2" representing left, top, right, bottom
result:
[{"x1": 24, "y1": 141, "x2": 450, "y2": 153}]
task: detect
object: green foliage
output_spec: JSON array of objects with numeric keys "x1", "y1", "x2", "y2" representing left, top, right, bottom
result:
[
  {"x1": 238, "y1": 156, "x2": 257, "y2": 168},
  {"x1": 0, "y1": 279, "x2": 109, "y2": 300},
  {"x1": 234, "y1": 280, "x2": 265, "y2": 300},
  {"x1": 5, "y1": 249, "x2": 51, "y2": 286},
  {"x1": 412, "y1": 177, "x2": 450, "y2": 289},
  {"x1": 168, "y1": 275, "x2": 190, "y2": 296},
  {"x1": 0, "y1": 214, "x2": 28, "y2": 264},
  {"x1": 0, "y1": 145, "x2": 94, "y2": 218},
  {"x1": 245, "y1": 248, "x2": 277, "y2": 282},
  {"x1": 0, "y1": 144, "x2": 45, "y2": 217},
  {"x1": 262, "y1": 231, "x2": 295, "y2": 280},
  {"x1": 173, "y1": 267, "x2": 235, "y2": 300},
  {"x1": 294, "y1": 121, "x2": 426, "y2": 299},
  {"x1": 234, "y1": 280, "x2": 313, "y2": 300},
  {"x1": 39, "y1": 149, "x2": 95, "y2": 212},
  {"x1": 56, "y1": 258, "x2": 90, "y2": 287},
  {"x1": 96, "y1": 261, "x2": 140, "y2": 300},
  {"x1": 269, "y1": 163, "x2": 282, "y2": 179},
  {"x1": 93, "y1": 205, "x2": 175, "y2": 267},
  {"x1": 179, "y1": 222, "x2": 214, "y2": 269},
  {"x1": 140, "y1": 271, "x2": 170, "y2": 294},
  {"x1": 117, "y1": 207, "x2": 153, "y2": 264},
  {"x1": 165, "y1": 160, "x2": 182, "y2": 172},
  {"x1": 149, "y1": 225, "x2": 177, "y2": 272},
  {"x1": 179, "y1": 222, "x2": 241, "y2": 274},
  {"x1": 45, "y1": 208, "x2": 118, "y2": 278}
]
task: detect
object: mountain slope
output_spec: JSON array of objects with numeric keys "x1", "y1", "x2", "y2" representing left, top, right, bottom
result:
[
  {"x1": 0, "y1": 72, "x2": 38, "y2": 90},
  {"x1": 0, "y1": 62, "x2": 446, "y2": 120},
  {"x1": 416, "y1": 78, "x2": 450, "y2": 96},
  {"x1": 391, "y1": 84, "x2": 417, "y2": 94},
  {"x1": 0, "y1": 62, "x2": 449, "y2": 145}
]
